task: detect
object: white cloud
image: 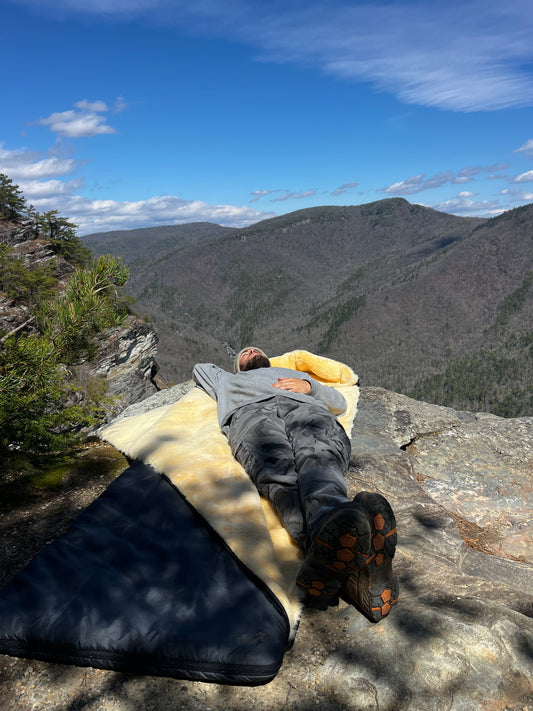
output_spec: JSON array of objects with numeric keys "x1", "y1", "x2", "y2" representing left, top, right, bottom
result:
[
  {"x1": 20, "y1": 187, "x2": 271, "y2": 234},
  {"x1": 515, "y1": 139, "x2": 533, "y2": 157},
  {"x1": 512, "y1": 170, "x2": 533, "y2": 183},
  {"x1": 0, "y1": 143, "x2": 80, "y2": 180},
  {"x1": 458, "y1": 191, "x2": 474, "y2": 198},
  {"x1": 34, "y1": 99, "x2": 120, "y2": 138},
  {"x1": 429, "y1": 196, "x2": 503, "y2": 217},
  {"x1": 19, "y1": 178, "x2": 84, "y2": 199},
  {"x1": 5, "y1": 157, "x2": 79, "y2": 180}
]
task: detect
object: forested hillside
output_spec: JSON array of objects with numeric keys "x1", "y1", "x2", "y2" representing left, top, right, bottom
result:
[
  {"x1": 84, "y1": 198, "x2": 533, "y2": 417},
  {"x1": 85, "y1": 222, "x2": 237, "y2": 280}
]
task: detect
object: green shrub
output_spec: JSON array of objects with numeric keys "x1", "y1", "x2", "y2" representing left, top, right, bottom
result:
[
  {"x1": 37, "y1": 255, "x2": 130, "y2": 364},
  {"x1": 1, "y1": 256, "x2": 131, "y2": 453},
  {"x1": 0, "y1": 245, "x2": 57, "y2": 306}
]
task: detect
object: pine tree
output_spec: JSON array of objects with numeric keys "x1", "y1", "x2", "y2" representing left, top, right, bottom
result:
[
  {"x1": 37, "y1": 255, "x2": 130, "y2": 363},
  {"x1": 38, "y1": 210, "x2": 91, "y2": 266},
  {"x1": 0, "y1": 173, "x2": 27, "y2": 221}
]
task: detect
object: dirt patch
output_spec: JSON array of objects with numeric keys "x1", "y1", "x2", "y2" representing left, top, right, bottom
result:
[
  {"x1": 0, "y1": 445, "x2": 128, "y2": 587},
  {"x1": 448, "y1": 511, "x2": 527, "y2": 563}
]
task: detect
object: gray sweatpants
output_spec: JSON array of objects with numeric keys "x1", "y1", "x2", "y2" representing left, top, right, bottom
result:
[{"x1": 228, "y1": 396, "x2": 351, "y2": 549}]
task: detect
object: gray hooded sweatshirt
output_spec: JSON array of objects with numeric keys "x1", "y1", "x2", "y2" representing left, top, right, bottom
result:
[{"x1": 193, "y1": 363, "x2": 347, "y2": 433}]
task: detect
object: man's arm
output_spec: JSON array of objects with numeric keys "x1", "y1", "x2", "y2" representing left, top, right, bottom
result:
[
  {"x1": 192, "y1": 363, "x2": 224, "y2": 400},
  {"x1": 272, "y1": 376, "x2": 347, "y2": 415}
]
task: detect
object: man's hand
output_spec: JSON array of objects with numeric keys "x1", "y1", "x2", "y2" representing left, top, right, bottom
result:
[{"x1": 271, "y1": 377, "x2": 311, "y2": 394}]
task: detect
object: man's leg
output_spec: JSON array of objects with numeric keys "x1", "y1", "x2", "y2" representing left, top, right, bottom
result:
[
  {"x1": 228, "y1": 399, "x2": 308, "y2": 548},
  {"x1": 275, "y1": 400, "x2": 397, "y2": 617},
  {"x1": 229, "y1": 397, "x2": 354, "y2": 548},
  {"x1": 229, "y1": 397, "x2": 398, "y2": 618},
  {"x1": 280, "y1": 399, "x2": 352, "y2": 540}
]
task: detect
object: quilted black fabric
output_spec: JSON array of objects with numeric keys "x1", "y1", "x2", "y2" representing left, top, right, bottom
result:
[{"x1": 0, "y1": 461, "x2": 290, "y2": 685}]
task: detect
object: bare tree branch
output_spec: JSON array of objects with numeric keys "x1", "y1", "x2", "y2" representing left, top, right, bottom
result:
[{"x1": 0, "y1": 316, "x2": 36, "y2": 344}]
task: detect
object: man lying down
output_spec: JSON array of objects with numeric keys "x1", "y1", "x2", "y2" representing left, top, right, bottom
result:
[{"x1": 193, "y1": 346, "x2": 399, "y2": 622}]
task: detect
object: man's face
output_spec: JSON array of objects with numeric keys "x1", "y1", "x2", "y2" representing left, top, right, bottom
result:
[{"x1": 239, "y1": 347, "x2": 270, "y2": 371}]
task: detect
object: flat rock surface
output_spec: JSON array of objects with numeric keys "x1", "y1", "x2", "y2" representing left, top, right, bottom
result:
[
  {"x1": 1, "y1": 386, "x2": 532, "y2": 710},
  {"x1": 407, "y1": 414, "x2": 532, "y2": 563}
]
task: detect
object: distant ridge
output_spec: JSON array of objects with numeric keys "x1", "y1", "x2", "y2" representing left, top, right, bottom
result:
[
  {"x1": 82, "y1": 198, "x2": 533, "y2": 416},
  {"x1": 84, "y1": 222, "x2": 237, "y2": 278}
]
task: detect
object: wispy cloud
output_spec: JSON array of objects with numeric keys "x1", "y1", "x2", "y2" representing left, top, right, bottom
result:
[
  {"x1": 11, "y1": 0, "x2": 161, "y2": 18},
  {"x1": 271, "y1": 189, "x2": 316, "y2": 202},
  {"x1": 237, "y1": 0, "x2": 533, "y2": 112},
  {"x1": 383, "y1": 172, "x2": 464, "y2": 195},
  {"x1": 252, "y1": 183, "x2": 359, "y2": 202},
  {"x1": 383, "y1": 165, "x2": 509, "y2": 195},
  {"x1": 26, "y1": 0, "x2": 533, "y2": 111},
  {"x1": 16, "y1": 0, "x2": 533, "y2": 112},
  {"x1": 33, "y1": 99, "x2": 120, "y2": 138},
  {"x1": 500, "y1": 186, "x2": 533, "y2": 202},
  {"x1": 249, "y1": 189, "x2": 280, "y2": 203},
  {"x1": 515, "y1": 139, "x2": 533, "y2": 157},
  {"x1": 331, "y1": 181, "x2": 359, "y2": 196},
  {"x1": 457, "y1": 164, "x2": 509, "y2": 178}
]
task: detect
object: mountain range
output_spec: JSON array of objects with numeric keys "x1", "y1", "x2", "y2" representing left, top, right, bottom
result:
[{"x1": 83, "y1": 198, "x2": 533, "y2": 417}]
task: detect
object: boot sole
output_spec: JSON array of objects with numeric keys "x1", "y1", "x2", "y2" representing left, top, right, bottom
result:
[
  {"x1": 296, "y1": 502, "x2": 371, "y2": 610},
  {"x1": 342, "y1": 492, "x2": 399, "y2": 621}
]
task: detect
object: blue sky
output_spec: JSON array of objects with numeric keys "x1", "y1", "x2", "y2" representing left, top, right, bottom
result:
[{"x1": 1, "y1": 0, "x2": 533, "y2": 235}]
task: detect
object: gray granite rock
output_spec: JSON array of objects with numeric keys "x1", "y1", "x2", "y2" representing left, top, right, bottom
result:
[
  {"x1": 407, "y1": 415, "x2": 532, "y2": 563},
  {"x1": 110, "y1": 378, "x2": 195, "y2": 421},
  {"x1": 330, "y1": 386, "x2": 533, "y2": 710},
  {"x1": 89, "y1": 315, "x2": 160, "y2": 411}
]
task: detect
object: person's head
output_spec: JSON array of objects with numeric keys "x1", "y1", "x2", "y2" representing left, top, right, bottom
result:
[{"x1": 234, "y1": 346, "x2": 270, "y2": 372}]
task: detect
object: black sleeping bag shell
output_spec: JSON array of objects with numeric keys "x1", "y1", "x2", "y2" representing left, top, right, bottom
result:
[{"x1": 0, "y1": 461, "x2": 291, "y2": 685}]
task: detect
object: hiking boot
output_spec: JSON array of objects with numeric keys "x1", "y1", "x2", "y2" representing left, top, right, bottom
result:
[
  {"x1": 341, "y1": 491, "x2": 399, "y2": 622},
  {"x1": 296, "y1": 501, "x2": 372, "y2": 610}
]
